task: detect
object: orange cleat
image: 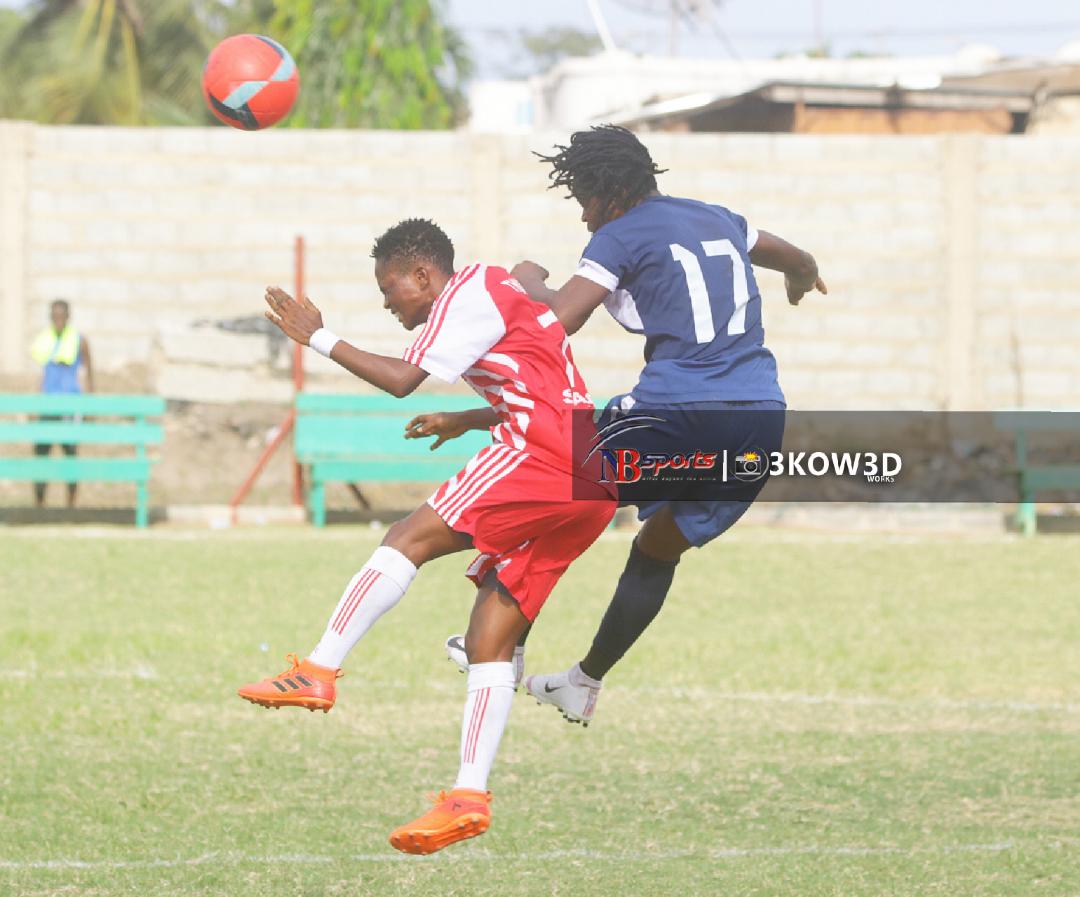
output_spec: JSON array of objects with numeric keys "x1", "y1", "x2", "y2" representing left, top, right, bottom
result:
[
  {"x1": 389, "y1": 788, "x2": 492, "y2": 855},
  {"x1": 237, "y1": 653, "x2": 340, "y2": 712}
]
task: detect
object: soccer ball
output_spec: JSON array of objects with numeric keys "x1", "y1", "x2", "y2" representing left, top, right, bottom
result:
[{"x1": 202, "y1": 34, "x2": 299, "y2": 130}]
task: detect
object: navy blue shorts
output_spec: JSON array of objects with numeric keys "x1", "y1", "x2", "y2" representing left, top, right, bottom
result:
[{"x1": 596, "y1": 396, "x2": 785, "y2": 547}]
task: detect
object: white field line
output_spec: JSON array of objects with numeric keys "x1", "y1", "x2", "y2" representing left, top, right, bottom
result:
[
  {"x1": 626, "y1": 688, "x2": 1080, "y2": 715},
  {"x1": 0, "y1": 526, "x2": 1024, "y2": 545},
  {"x1": 1, "y1": 665, "x2": 158, "y2": 680},
  {"x1": 0, "y1": 841, "x2": 1025, "y2": 870},
  {"x1": 2, "y1": 668, "x2": 1076, "y2": 715}
]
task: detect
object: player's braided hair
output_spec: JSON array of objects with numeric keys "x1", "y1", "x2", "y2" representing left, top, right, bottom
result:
[
  {"x1": 536, "y1": 125, "x2": 667, "y2": 221},
  {"x1": 371, "y1": 218, "x2": 455, "y2": 274}
]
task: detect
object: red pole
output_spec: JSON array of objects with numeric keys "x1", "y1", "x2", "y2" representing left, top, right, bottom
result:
[
  {"x1": 228, "y1": 234, "x2": 308, "y2": 524},
  {"x1": 229, "y1": 410, "x2": 297, "y2": 525},
  {"x1": 291, "y1": 235, "x2": 305, "y2": 507}
]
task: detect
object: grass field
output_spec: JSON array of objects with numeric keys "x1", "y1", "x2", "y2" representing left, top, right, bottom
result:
[{"x1": 1, "y1": 526, "x2": 1078, "y2": 897}]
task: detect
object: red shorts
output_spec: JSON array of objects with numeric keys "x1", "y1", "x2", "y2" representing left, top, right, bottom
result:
[{"x1": 428, "y1": 444, "x2": 616, "y2": 621}]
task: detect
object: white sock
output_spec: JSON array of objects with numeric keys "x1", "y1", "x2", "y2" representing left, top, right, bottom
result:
[
  {"x1": 308, "y1": 546, "x2": 417, "y2": 669},
  {"x1": 512, "y1": 645, "x2": 525, "y2": 686},
  {"x1": 569, "y1": 662, "x2": 602, "y2": 690},
  {"x1": 454, "y1": 661, "x2": 515, "y2": 792}
]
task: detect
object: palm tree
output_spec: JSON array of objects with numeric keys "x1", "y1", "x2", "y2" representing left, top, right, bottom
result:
[
  {"x1": 0, "y1": 0, "x2": 472, "y2": 128},
  {"x1": 0, "y1": 0, "x2": 225, "y2": 125}
]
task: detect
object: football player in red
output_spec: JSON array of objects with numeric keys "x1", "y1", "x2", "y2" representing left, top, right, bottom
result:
[{"x1": 238, "y1": 219, "x2": 614, "y2": 854}]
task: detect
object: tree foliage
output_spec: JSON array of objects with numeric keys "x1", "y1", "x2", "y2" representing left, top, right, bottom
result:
[
  {"x1": 256, "y1": 0, "x2": 472, "y2": 129},
  {"x1": 0, "y1": 0, "x2": 227, "y2": 124},
  {"x1": 0, "y1": 0, "x2": 471, "y2": 128},
  {"x1": 518, "y1": 27, "x2": 601, "y2": 75}
]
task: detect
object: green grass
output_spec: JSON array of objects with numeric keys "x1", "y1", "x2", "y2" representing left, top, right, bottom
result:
[{"x1": 1, "y1": 527, "x2": 1078, "y2": 896}]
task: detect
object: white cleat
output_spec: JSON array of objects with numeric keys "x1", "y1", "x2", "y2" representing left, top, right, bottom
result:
[
  {"x1": 444, "y1": 634, "x2": 525, "y2": 690},
  {"x1": 525, "y1": 666, "x2": 601, "y2": 726}
]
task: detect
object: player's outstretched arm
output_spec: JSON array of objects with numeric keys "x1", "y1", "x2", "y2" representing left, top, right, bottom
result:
[
  {"x1": 264, "y1": 285, "x2": 427, "y2": 397},
  {"x1": 748, "y1": 231, "x2": 828, "y2": 306},
  {"x1": 404, "y1": 408, "x2": 499, "y2": 450},
  {"x1": 511, "y1": 261, "x2": 609, "y2": 335}
]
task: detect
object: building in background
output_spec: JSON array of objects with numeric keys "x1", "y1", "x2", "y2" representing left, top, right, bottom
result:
[
  {"x1": 468, "y1": 42, "x2": 1080, "y2": 135},
  {"x1": 611, "y1": 81, "x2": 1034, "y2": 134}
]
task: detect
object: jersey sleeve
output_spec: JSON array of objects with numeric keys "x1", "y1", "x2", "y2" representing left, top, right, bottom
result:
[
  {"x1": 402, "y1": 272, "x2": 506, "y2": 383},
  {"x1": 731, "y1": 210, "x2": 758, "y2": 251},
  {"x1": 575, "y1": 230, "x2": 633, "y2": 291},
  {"x1": 742, "y1": 217, "x2": 759, "y2": 251}
]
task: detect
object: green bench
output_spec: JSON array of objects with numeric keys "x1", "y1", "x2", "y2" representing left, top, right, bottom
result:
[
  {"x1": 996, "y1": 412, "x2": 1080, "y2": 536},
  {"x1": 0, "y1": 394, "x2": 165, "y2": 528},
  {"x1": 295, "y1": 392, "x2": 494, "y2": 527}
]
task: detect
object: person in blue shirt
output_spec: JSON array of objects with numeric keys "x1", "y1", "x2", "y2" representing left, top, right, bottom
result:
[
  {"x1": 430, "y1": 125, "x2": 827, "y2": 723},
  {"x1": 513, "y1": 125, "x2": 826, "y2": 723},
  {"x1": 29, "y1": 299, "x2": 94, "y2": 507}
]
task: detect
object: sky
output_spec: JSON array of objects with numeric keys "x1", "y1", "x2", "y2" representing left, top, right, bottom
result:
[
  {"x1": 446, "y1": 0, "x2": 1080, "y2": 76},
  {"x1": 1, "y1": 0, "x2": 1078, "y2": 78}
]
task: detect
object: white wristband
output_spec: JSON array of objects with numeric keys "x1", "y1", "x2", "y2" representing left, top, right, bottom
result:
[{"x1": 309, "y1": 328, "x2": 340, "y2": 358}]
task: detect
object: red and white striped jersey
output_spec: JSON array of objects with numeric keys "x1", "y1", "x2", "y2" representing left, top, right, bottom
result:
[{"x1": 403, "y1": 264, "x2": 595, "y2": 471}]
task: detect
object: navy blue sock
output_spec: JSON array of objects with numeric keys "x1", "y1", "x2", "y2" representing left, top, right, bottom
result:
[{"x1": 580, "y1": 542, "x2": 679, "y2": 680}]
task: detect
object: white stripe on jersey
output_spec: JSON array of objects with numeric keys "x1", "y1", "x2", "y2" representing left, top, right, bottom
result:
[
  {"x1": 442, "y1": 449, "x2": 520, "y2": 519},
  {"x1": 435, "y1": 443, "x2": 508, "y2": 498},
  {"x1": 431, "y1": 445, "x2": 510, "y2": 518},
  {"x1": 436, "y1": 446, "x2": 528, "y2": 526},
  {"x1": 561, "y1": 336, "x2": 576, "y2": 388},
  {"x1": 465, "y1": 368, "x2": 528, "y2": 393},
  {"x1": 491, "y1": 423, "x2": 527, "y2": 451},
  {"x1": 480, "y1": 351, "x2": 519, "y2": 373},
  {"x1": 575, "y1": 258, "x2": 618, "y2": 292},
  {"x1": 497, "y1": 389, "x2": 534, "y2": 409},
  {"x1": 446, "y1": 452, "x2": 527, "y2": 526},
  {"x1": 404, "y1": 264, "x2": 481, "y2": 365}
]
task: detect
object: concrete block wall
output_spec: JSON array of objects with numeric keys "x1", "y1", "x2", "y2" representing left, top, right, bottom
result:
[
  {"x1": 975, "y1": 138, "x2": 1080, "y2": 409},
  {"x1": 1, "y1": 122, "x2": 1078, "y2": 410}
]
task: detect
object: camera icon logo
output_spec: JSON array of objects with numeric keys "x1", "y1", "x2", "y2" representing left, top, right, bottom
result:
[{"x1": 733, "y1": 448, "x2": 768, "y2": 482}]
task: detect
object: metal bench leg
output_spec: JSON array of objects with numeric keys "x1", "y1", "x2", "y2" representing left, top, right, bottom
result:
[
  {"x1": 1018, "y1": 500, "x2": 1036, "y2": 537},
  {"x1": 1014, "y1": 432, "x2": 1036, "y2": 536},
  {"x1": 136, "y1": 481, "x2": 149, "y2": 529},
  {"x1": 310, "y1": 481, "x2": 325, "y2": 528}
]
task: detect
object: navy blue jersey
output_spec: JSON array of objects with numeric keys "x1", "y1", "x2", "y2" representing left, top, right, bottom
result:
[{"x1": 577, "y1": 195, "x2": 784, "y2": 405}]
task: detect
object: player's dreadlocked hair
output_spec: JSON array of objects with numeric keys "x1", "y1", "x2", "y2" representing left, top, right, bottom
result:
[
  {"x1": 371, "y1": 218, "x2": 455, "y2": 274},
  {"x1": 536, "y1": 125, "x2": 667, "y2": 220}
]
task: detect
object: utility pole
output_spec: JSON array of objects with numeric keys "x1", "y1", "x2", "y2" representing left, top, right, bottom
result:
[
  {"x1": 613, "y1": 0, "x2": 722, "y2": 58},
  {"x1": 586, "y1": 0, "x2": 618, "y2": 53}
]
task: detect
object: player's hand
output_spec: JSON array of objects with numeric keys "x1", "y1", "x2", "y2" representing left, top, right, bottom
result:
[
  {"x1": 404, "y1": 412, "x2": 469, "y2": 451},
  {"x1": 785, "y1": 274, "x2": 828, "y2": 306},
  {"x1": 264, "y1": 286, "x2": 324, "y2": 344},
  {"x1": 511, "y1": 260, "x2": 550, "y2": 284}
]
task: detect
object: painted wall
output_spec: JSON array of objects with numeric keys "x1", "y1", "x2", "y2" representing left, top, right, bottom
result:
[{"x1": 1, "y1": 123, "x2": 1077, "y2": 409}]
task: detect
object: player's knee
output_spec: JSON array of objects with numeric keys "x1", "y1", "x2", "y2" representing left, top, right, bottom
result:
[
  {"x1": 463, "y1": 631, "x2": 487, "y2": 664},
  {"x1": 380, "y1": 520, "x2": 428, "y2": 569},
  {"x1": 635, "y1": 522, "x2": 690, "y2": 563},
  {"x1": 382, "y1": 505, "x2": 466, "y2": 566},
  {"x1": 463, "y1": 631, "x2": 515, "y2": 665},
  {"x1": 463, "y1": 633, "x2": 478, "y2": 664},
  {"x1": 381, "y1": 517, "x2": 414, "y2": 549}
]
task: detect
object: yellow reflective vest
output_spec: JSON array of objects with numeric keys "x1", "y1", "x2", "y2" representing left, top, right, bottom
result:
[{"x1": 31, "y1": 326, "x2": 80, "y2": 366}]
